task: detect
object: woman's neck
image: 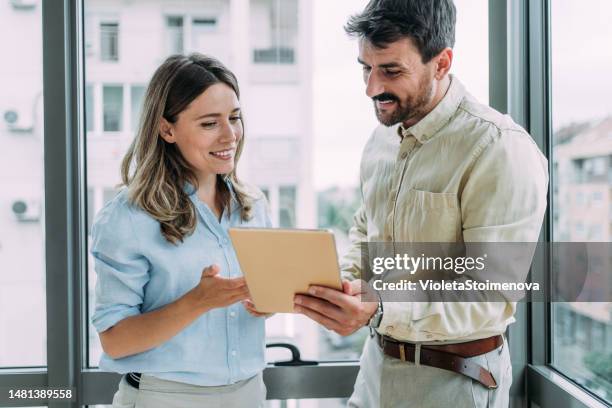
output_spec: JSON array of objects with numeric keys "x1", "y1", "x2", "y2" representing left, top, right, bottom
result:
[{"x1": 196, "y1": 173, "x2": 222, "y2": 220}]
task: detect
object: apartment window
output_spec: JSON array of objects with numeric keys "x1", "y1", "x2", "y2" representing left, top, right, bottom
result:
[
  {"x1": 251, "y1": 0, "x2": 298, "y2": 64},
  {"x1": 130, "y1": 85, "x2": 145, "y2": 132},
  {"x1": 279, "y1": 185, "x2": 297, "y2": 228},
  {"x1": 100, "y1": 22, "x2": 119, "y2": 61},
  {"x1": 550, "y1": 0, "x2": 612, "y2": 403},
  {"x1": 165, "y1": 16, "x2": 183, "y2": 55},
  {"x1": 102, "y1": 85, "x2": 123, "y2": 132}
]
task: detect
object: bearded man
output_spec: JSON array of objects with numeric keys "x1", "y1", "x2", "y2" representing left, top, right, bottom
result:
[{"x1": 293, "y1": 0, "x2": 548, "y2": 407}]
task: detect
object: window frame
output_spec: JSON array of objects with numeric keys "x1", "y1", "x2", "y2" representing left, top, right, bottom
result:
[
  {"x1": 491, "y1": 0, "x2": 612, "y2": 407},
  {"x1": 0, "y1": 0, "x2": 609, "y2": 407}
]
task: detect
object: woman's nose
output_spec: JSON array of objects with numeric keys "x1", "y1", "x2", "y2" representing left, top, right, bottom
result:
[{"x1": 220, "y1": 122, "x2": 239, "y2": 142}]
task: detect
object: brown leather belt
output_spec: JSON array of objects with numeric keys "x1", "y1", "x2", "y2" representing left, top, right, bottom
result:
[{"x1": 376, "y1": 333, "x2": 503, "y2": 389}]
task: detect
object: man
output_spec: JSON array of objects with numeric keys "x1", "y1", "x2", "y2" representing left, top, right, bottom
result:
[{"x1": 293, "y1": 0, "x2": 548, "y2": 407}]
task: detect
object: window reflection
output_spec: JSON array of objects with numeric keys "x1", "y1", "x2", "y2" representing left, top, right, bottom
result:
[
  {"x1": 551, "y1": 0, "x2": 612, "y2": 402},
  {"x1": 0, "y1": 0, "x2": 46, "y2": 368}
]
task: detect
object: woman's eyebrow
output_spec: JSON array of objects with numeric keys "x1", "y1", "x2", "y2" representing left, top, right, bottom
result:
[{"x1": 195, "y1": 108, "x2": 241, "y2": 120}]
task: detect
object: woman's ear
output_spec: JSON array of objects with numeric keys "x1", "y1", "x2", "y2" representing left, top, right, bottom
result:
[{"x1": 159, "y1": 117, "x2": 175, "y2": 143}]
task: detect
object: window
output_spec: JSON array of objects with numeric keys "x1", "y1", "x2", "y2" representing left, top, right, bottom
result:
[
  {"x1": 100, "y1": 22, "x2": 119, "y2": 61},
  {"x1": 550, "y1": 0, "x2": 612, "y2": 403},
  {"x1": 251, "y1": 0, "x2": 298, "y2": 64},
  {"x1": 165, "y1": 16, "x2": 183, "y2": 55},
  {"x1": 279, "y1": 185, "x2": 297, "y2": 228},
  {"x1": 102, "y1": 85, "x2": 123, "y2": 132},
  {"x1": 0, "y1": 0, "x2": 46, "y2": 367},
  {"x1": 130, "y1": 85, "x2": 145, "y2": 132}
]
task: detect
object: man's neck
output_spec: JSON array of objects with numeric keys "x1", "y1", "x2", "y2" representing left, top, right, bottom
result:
[{"x1": 402, "y1": 75, "x2": 452, "y2": 128}]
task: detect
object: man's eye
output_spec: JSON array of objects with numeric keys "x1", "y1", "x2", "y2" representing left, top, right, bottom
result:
[
  {"x1": 384, "y1": 70, "x2": 400, "y2": 76},
  {"x1": 362, "y1": 66, "x2": 372, "y2": 72}
]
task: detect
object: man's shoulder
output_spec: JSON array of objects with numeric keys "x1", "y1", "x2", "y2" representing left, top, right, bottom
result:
[{"x1": 456, "y1": 93, "x2": 527, "y2": 137}]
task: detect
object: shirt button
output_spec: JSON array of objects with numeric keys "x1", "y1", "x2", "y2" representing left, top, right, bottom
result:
[
  {"x1": 231, "y1": 350, "x2": 237, "y2": 356},
  {"x1": 230, "y1": 311, "x2": 236, "y2": 318},
  {"x1": 400, "y1": 151, "x2": 408, "y2": 159},
  {"x1": 386, "y1": 325, "x2": 394, "y2": 332}
]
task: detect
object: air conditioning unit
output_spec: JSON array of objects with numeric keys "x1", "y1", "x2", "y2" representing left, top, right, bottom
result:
[
  {"x1": 10, "y1": 0, "x2": 38, "y2": 10},
  {"x1": 3, "y1": 109, "x2": 33, "y2": 133},
  {"x1": 11, "y1": 199, "x2": 41, "y2": 223}
]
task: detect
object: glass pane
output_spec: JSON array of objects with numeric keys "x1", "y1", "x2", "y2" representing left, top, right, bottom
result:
[
  {"x1": 130, "y1": 85, "x2": 145, "y2": 132},
  {"x1": 251, "y1": 0, "x2": 298, "y2": 64},
  {"x1": 0, "y1": 1, "x2": 46, "y2": 367},
  {"x1": 100, "y1": 22, "x2": 119, "y2": 62},
  {"x1": 84, "y1": 0, "x2": 490, "y2": 380},
  {"x1": 86, "y1": 84, "x2": 95, "y2": 131},
  {"x1": 165, "y1": 16, "x2": 184, "y2": 55},
  {"x1": 550, "y1": 0, "x2": 612, "y2": 402},
  {"x1": 103, "y1": 85, "x2": 123, "y2": 132},
  {"x1": 279, "y1": 186, "x2": 296, "y2": 228}
]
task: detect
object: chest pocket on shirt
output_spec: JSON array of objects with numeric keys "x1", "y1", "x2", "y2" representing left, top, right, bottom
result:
[{"x1": 396, "y1": 188, "x2": 461, "y2": 242}]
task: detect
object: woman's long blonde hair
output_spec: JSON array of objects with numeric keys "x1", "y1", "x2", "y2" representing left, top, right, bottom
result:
[{"x1": 121, "y1": 53, "x2": 255, "y2": 244}]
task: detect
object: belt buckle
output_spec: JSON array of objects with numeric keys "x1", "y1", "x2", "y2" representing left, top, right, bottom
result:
[{"x1": 399, "y1": 343, "x2": 406, "y2": 361}]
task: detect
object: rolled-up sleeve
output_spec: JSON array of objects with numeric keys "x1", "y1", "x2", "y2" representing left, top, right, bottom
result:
[{"x1": 90, "y1": 202, "x2": 150, "y2": 333}]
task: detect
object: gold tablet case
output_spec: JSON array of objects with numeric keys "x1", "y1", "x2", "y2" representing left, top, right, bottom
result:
[{"x1": 228, "y1": 228, "x2": 342, "y2": 313}]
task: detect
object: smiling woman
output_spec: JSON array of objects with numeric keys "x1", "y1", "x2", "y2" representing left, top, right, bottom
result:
[{"x1": 90, "y1": 53, "x2": 271, "y2": 408}]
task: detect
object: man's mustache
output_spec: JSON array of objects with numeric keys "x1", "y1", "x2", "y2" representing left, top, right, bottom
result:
[{"x1": 372, "y1": 93, "x2": 399, "y2": 103}]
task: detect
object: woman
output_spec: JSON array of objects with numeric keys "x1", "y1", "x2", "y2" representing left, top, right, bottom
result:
[{"x1": 91, "y1": 53, "x2": 269, "y2": 408}]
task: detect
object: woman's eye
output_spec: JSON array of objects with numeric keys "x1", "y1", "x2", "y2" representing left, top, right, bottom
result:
[
  {"x1": 230, "y1": 116, "x2": 242, "y2": 122},
  {"x1": 201, "y1": 122, "x2": 217, "y2": 128}
]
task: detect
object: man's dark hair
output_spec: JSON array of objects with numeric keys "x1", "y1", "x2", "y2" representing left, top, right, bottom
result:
[{"x1": 345, "y1": 0, "x2": 456, "y2": 63}]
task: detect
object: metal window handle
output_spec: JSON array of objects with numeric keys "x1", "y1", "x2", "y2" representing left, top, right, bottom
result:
[{"x1": 266, "y1": 342, "x2": 319, "y2": 366}]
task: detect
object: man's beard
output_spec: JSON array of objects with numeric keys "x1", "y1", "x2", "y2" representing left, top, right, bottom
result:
[{"x1": 373, "y1": 78, "x2": 434, "y2": 127}]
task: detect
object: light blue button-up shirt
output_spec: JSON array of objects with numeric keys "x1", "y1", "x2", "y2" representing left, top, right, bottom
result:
[{"x1": 91, "y1": 181, "x2": 270, "y2": 386}]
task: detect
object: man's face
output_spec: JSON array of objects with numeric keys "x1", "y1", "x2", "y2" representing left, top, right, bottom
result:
[{"x1": 358, "y1": 37, "x2": 436, "y2": 127}]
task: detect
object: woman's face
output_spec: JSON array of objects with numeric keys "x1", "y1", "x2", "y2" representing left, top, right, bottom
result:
[{"x1": 161, "y1": 83, "x2": 242, "y2": 181}]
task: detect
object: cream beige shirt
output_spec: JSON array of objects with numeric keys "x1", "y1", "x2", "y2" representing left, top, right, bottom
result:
[{"x1": 341, "y1": 75, "x2": 548, "y2": 343}]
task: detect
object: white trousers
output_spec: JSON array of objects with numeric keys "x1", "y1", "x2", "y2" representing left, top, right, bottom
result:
[
  {"x1": 348, "y1": 336, "x2": 512, "y2": 408},
  {"x1": 111, "y1": 372, "x2": 266, "y2": 408}
]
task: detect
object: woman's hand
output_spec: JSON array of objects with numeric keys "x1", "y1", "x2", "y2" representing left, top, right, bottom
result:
[
  {"x1": 188, "y1": 264, "x2": 250, "y2": 313},
  {"x1": 241, "y1": 299, "x2": 274, "y2": 318}
]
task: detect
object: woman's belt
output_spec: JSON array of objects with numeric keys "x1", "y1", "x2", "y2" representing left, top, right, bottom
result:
[{"x1": 376, "y1": 333, "x2": 502, "y2": 389}]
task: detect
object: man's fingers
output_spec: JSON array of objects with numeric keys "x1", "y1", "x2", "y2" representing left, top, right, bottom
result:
[
  {"x1": 342, "y1": 280, "x2": 353, "y2": 295},
  {"x1": 295, "y1": 295, "x2": 345, "y2": 322},
  {"x1": 307, "y1": 285, "x2": 353, "y2": 309},
  {"x1": 294, "y1": 303, "x2": 341, "y2": 332}
]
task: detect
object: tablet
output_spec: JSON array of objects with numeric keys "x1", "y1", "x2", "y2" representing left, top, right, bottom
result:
[{"x1": 228, "y1": 228, "x2": 343, "y2": 313}]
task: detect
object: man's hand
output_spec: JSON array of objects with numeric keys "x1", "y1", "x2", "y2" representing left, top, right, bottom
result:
[{"x1": 294, "y1": 279, "x2": 378, "y2": 336}]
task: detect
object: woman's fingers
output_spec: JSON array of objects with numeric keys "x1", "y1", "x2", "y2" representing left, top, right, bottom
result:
[{"x1": 202, "y1": 264, "x2": 220, "y2": 277}]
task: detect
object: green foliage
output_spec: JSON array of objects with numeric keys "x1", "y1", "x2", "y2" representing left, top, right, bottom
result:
[
  {"x1": 584, "y1": 351, "x2": 612, "y2": 383},
  {"x1": 317, "y1": 187, "x2": 361, "y2": 234}
]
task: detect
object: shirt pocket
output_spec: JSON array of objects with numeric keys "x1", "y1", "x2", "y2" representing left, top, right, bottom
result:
[{"x1": 396, "y1": 188, "x2": 461, "y2": 242}]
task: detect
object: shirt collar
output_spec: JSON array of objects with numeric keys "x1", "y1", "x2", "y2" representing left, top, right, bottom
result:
[
  {"x1": 398, "y1": 74, "x2": 465, "y2": 144},
  {"x1": 184, "y1": 177, "x2": 240, "y2": 214}
]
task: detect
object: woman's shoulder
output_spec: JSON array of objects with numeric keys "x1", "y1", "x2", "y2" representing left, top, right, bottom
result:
[{"x1": 92, "y1": 188, "x2": 156, "y2": 236}]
